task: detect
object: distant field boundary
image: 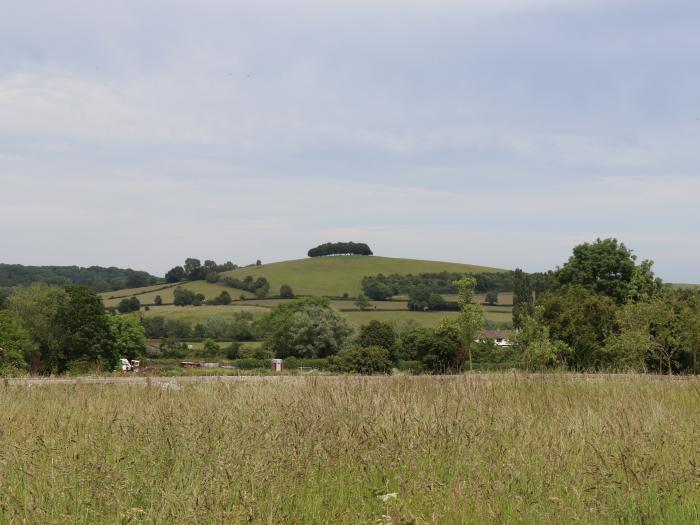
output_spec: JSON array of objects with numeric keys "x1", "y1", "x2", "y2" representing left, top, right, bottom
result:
[{"x1": 106, "y1": 282, "x2": 180, "y2": 300}]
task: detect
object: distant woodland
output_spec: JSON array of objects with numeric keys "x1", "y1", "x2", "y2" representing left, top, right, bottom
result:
[{"x1": 0, "y1": 264, "x2": 161, "y2": 292}]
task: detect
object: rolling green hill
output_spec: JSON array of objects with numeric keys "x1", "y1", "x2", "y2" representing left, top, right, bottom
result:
[
  {"x1": 220, "y1": 255, "x2": 506, "y2": 297},
  {"x1": 101, "y1": 256, "x2": 512, "y2": 327}
]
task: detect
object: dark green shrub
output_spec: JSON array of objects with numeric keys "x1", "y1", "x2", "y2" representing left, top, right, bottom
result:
[
  {"x1": 333, "y1": 346, "x2": 392, "y2": 375},
  {"x1": 225, "y1": 341, "x2": 241, "y2": 360}
]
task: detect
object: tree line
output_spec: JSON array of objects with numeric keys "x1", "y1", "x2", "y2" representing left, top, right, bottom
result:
[
  {"x1": 0, "y1": 264, "x2": 160, "y2": 293},
  {"x1": 510, "y1": 238, "x2": 700, "y2": 373},
  {"x1": 0, "y1": 283, "x2": 145, "y2": 374},
  {"x1": 307, "y1": 242, "x2": 373, "y2": 257},
  {"x1": 361, "y1": 271, "x2": 513, "y2": 310}
]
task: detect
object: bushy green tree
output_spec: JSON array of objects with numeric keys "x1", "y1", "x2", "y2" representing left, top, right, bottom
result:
[
  {"x1": 606, "y1": 298, "x2": 681, "y2": 374},
  {"x1": 537, "y1": 286, "x2": 617, "y2": 370},
  {"x1": 626, "y1": 260, "x2": 663, "y2": 304},
  {"x1": 7, "y1": 283, "x2": 67, "y2": 371},
  {"x1": 227, "y1": 311, "x2": 256, "y2": 341},
  {"x1": 394, "y1": 323, "x2": 430, "y2": 361},
  {"x1": 184, "y1": 258, "x2": 204, "y2": 280},
  {"x1": 407, "y1": 286, "x2": 443, "y2": 311},
  {"x1": 173, "y1": 287, "x2": 196, "y2": 306},
  {"x1": 556, "y1": 238, "x2": 636, "y2": 304},
  {"x1": 225, "y1": 341, "x2": 241, "y2": 360},
  {"x1": 202, "y1": 316, "x2": 229, "y2": 339},
  {"x1": 165, "y1": 266, "x2": 185, "y2": 283},
  {"x1": 357, "y1": 320, "x2": 396, "y2": 351},
  {"x1": 279, "y1": 284, "x2": 295, "y2": 299},
  {"x1": 253, "y1": 277, "x2": 269, "y2": 298},
  {"x1": 258, "y1": 297, "x2": 352, "y2": 358},
  {"x1": 354, "y1": 293, "x2": 370, "y2": 311},
  {"x1": 154, "y1": 295, "x2": 163, "y2": 306},
  {"x1": 118, "y1": 296, "x2": 141, "y2": 313},
  {"x1": 414, "y1": 320, "x2": 464, "y2": 372},
  {"x1": 201, "y1": 338, "x2": 221, "y2": 357},
  {"x1": 485, "y1": 290, "x2": 498, "y2": 305},
  {"x1": 0, "y1": 311, "x2": 30, "y2": 373},
  {"x1": 55, "y1": 285, "x2": 117, "y2": 372},
  {"x1": 514, "y1": 313, "x2": 572, "y2": 371},
  {"x1": 363, "y1": 280, "x2": 393, "y2": 300},
  {"x1": 333, "y1": 346, "x2": 392, "y2": 374},
  {"x1": 206, "y1": 291, "x2": 231, "y2": 305},
  {"x1": 160, "y1": 337, "x2": 188, "y2": 358},
  {"x1": 107, "y1": 314, "x2": 146, "y2": 361}
]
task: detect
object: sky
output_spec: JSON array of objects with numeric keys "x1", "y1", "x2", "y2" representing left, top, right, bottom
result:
[{"x1": 1, "y1": 0, "x2": 699, "y2": 281}]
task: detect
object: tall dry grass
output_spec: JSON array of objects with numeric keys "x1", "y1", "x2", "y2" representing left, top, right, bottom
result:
[{"x1": 0, "y1": 374, "x2": 699, "y2": 524}]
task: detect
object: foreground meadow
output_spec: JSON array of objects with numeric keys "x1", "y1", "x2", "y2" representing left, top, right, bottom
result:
[{"x1": 0, "y1": 374, "x2": 699, "y2": 524}]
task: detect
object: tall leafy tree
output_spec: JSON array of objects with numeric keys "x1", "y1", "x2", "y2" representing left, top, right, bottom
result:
[
  {"x1": 258, "y1": 297, "x2": 352, "y2": 358},
  {"x1": 357, "y1": 321, "x2": 396, "y2": 351},
  {"x1": 354, "y1": 293, "x2": 370, "y2": 311},
  {"x1": 414, "y1": 320, "x2": 464, "y2": 372},
  {"x1": 279, "y1": 284, "x2": 295, "y2": 299},
  {"x1": 626, "y1": 259, "x2": 663, "y2": 303},
  {"x1": 556, "y1": 238, "x2": 636, "y2": 304},
  {"x1": 512, "y1": 268, "x2": 533, "y2": 328},
  {"x1": 537, "y1": 286, "x2": 617, "y2": 370},
  {"x1": 7, "y1": 283, "x2": 67, "y2": 371},
  {"x1": 165, "y1": 266, "x2": 185, "y2": 283},
  {"x1": 513, "y1": 312, "x2": 572, "y2": 371},
  {"x1": 184, "y1": 258, "x2": 203, "y2": 280},
  {"x1": 55, "y1": 285, "x2": 117, "y2": 372},
  {"x1": 107, "y1": 314, "x2": 146, "y2": 361},
  {"x1": 0, "y1": 311, "x2": 30, "y2": 372},
  {"x1": 453, "y1": 276, "x2": 485, "y2": 371}
]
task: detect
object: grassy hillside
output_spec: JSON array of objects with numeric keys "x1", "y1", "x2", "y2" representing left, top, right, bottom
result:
[
  {"x1": 103, "y1": 256, "x2": 512, "y2": 327},
  {"x1": 101, "y1": 281, "x2": 254, "y2": 308},
  {"x1": 141, "y1": 302, "x2": 512, "y2": 328},
  {"x1": 221, "y1": 255, "x2": 507, "y2": 297}
]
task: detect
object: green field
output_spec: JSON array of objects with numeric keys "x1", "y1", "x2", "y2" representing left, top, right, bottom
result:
[
  {"x1": 220, "y1": 256, "x2": 506, "y2": 297},
  {"x1": 102, "y1": 256, "x2": 513, "y2": 327},
  {"x1": 102, "y1": 282, "x2": 254, "y2": 308},
  {"x1": 142, "y1": 304, "x2": 268, "y2": 323},
  {"x1": 2, "y1": 374, "x2": 698, "y2": 523},
  {"x1": 141, "y1": 302, "x2": 511, "y2": 327}
]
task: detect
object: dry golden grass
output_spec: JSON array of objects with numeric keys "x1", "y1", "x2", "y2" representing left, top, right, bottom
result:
[{"x1": 2, "y1": 374, "x2": 698, "y2": 524}]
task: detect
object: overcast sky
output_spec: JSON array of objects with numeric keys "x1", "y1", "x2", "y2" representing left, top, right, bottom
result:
[{"x1": 1, "y1": 0, "x2": 699, "y2": 281}]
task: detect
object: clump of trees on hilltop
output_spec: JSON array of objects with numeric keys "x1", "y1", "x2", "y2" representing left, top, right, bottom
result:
[
  {"x1": 165, "y1": 258, "x2": 237, "y2": 283},
  {"x1": 307, "y1": 242, "x2": 373, "y2": 257}
]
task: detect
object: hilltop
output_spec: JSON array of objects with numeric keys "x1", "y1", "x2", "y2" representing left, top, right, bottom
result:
[{"x1": 219, "y1": 255, "x2": 506, "y2": 297}]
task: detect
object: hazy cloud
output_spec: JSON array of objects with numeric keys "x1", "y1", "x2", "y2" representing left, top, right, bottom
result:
[{"x1": 1, "y1": 0, "x2": 699, "y2": 281}]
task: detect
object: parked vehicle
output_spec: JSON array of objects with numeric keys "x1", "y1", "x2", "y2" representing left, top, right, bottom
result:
[{"x1": 118, "y1": 358, "x2": 141, "y2": 372}]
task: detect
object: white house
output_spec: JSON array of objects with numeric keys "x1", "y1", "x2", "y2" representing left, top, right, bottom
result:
[{"x1": 476, "y1": 330, "x2": 512, "y2": 347}]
